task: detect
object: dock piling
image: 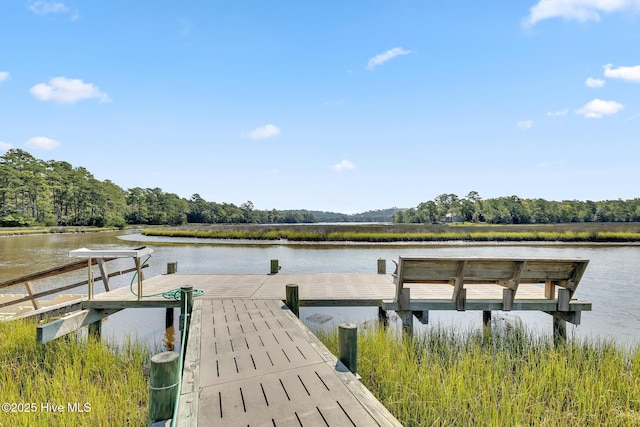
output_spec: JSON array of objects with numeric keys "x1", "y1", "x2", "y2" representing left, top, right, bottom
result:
[
  {"x1": 553, "y1": 316, "x2": 567, "y2": 346},
  {"x1": 338, "y1": 322, "x2": 358, "y2": 374},
  {"x1": 270, "y1": 259, "x2": 279, "y2": 274},
  {"x1": 377, "y1": 259, "x2": 386, "y2": 274},
  {"x1": 167, "y1": 262, "x2": 178, "y2": 275},
  {"x1": 285, "y1": 284, "x2": 299, "y2": 318},
  {"x1": 482, "y1": 310, "x2": 492, "y2": 340},
  {"x1": 148, "y1": 351, "x2": 180, "y2": 426}
]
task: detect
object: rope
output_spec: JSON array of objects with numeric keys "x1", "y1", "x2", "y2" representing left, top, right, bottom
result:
[
  {"x1": 171, "y1": 292, "x2": 189, "y2": 427},
  {"x1": 128, "y1": 255, "x2": 204, "y2": 299}
]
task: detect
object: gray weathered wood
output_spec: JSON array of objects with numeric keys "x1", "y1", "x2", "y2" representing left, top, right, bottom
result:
[
  {"x1": 24, "y1": 282, "x2": 40, "y2": 310},
  {"x1": 176, "y1": 300, "x2": 202, "y2": 426},
  {"x1": 36, "y1": 308, "x2": 122, "y2": 343},
  {"x1": 503, "y1": 288, "x2": 514, "y2": 311},
  {"x1": 167, "y1": 262, "x2": 178, "y2": 275},
  {"x1": 557, "y1": 288, "x2": 571, "y2": 311},
  {"x1": 97, "y1": 258, "x2": 110, "y2": 292},
  {"x1": 378, "y1": 258, "x2": 386, "y2": 274}
]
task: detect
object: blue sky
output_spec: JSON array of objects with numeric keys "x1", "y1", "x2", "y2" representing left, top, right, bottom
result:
[{"x1": 1, "y1": 1, "x2": 639, "y2": 213}]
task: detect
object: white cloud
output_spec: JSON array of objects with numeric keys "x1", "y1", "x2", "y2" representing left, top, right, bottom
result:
[
  {"x1": 604, "y1": 63, "x2": 640, "y2": 82},
  {"x1": 25, "y1": 136, "x2": 60, "y2": 150},
  {"x1": 517, "y1": 120, "x2": 533, "y2": 129},
  {"x1": 331, "y1": 159, "x2": 357, "y2": 172},
  {"x1": 366, "y1": 47, "x2": 412, "y2": 70},
  {"x1": 576, "y1": 98, "x2": 624, "y2": 118},
  {"x1": 0, "y1": 72, "x2": 9, "y2": 83},
  {"x1": 29, "y1": 1, "x2": 68, "y2": 14},
  {"x1": 523, "y1": 0, "x2": 640, "y2": 27},
  {"x1": 30, "y1": 77, "x2": 110, "y2": 104},
  {"x1": 244, "y1": 124, "x2": 280, "y2": 140},
  {"x1": 0, "y1": 141, "x2": 14, "y2": 152},
  {"x1": 585, "y1": 77, "x2": 605, "y2": 87},
  {"x1": 547, "y1": 109, "x2": 568, "y2": 116}
]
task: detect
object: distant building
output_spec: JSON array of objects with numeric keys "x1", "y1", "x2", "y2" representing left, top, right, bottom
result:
[{"x1": 444, "y1": 213, "x2": 464, "y2": 223}]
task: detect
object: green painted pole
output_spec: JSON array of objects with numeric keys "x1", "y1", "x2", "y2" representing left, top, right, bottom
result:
[
  {"x1": 147, "y1": 351, "x2": 180, "y2": 425},
  {"x1": 167, "y1": 262, "x2": 178, "y2": 275},
  {"x1": 338, "y1": 322, "x2": 358, "y2": 374},
  {"x1": 270, "y1": 259, "x2": 279, "y2": 274},
  {"x1": 285, "y1": 284, "x2": 299, "y2": 318}
]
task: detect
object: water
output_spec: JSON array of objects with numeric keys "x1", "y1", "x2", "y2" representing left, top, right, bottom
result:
[{"x1": 1, "y1": 231, "x2": 639, "y2": 348}]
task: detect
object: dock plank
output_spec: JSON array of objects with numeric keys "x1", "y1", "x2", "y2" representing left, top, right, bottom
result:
[{"x1": 178, "y1": 299, "x2": 401, "y2": 426}]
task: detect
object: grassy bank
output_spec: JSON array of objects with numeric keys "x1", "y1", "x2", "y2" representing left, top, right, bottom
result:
[
  {"x1": 142, "y1": 222, "x2": 640, "y2": 243},
  {"x1": 317, "y1": 325, "x2": 640, "y2": 426},
  {"x1": 0, "y1": 319, "x2": 151, "y2": 426},
  {"x1": 0, "y1": 226, "x2": 125, "y2": 237}
]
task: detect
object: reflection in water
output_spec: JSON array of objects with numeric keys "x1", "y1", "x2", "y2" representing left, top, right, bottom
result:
[
  {"x1": 163, "y1": 308, "x2": 175, "y2": 351},
  {"x1": 2, "y1": 231, "x2": 640, "y2": 348}
]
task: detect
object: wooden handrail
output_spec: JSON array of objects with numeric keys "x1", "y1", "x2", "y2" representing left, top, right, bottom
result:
[
  {"x1": 0, "y1": 258, "x2": 116, "y2": 290},
  {"x1": 0, "y1": 264, "x2": 148, "y2": 309}
]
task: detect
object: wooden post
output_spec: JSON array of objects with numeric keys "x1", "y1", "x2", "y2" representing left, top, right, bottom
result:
[
  {"x1": 377, "y1": 259, "x2": 386, "y2": 274},
  {"x1": 378, "y1": 306, "x2": 389, "y2": 329},
  {"x1": 553, "y1": 316, "x2": 567, "y2": 346},
  {"x1": 270, "y1": 259, "x2": 279, "y2": 274},
  {"x1": 148, "y1": 351, "x2": 180, "y2": 426},
  {"x1": 167, "y1": 262, "x2": 178, "y2": 275},
  {"x1": 180, "y1": 286, "x2": 194, "y2": 332},
  {"x1": 285, "y1": 284, "x2": 299, "y2": 318},
  {"x1": 398, "y1": 287, "x2": 413, "y2": 335},
  {"x1": 338, "y1": 323, "x2": 358, "y2": 374},
  {"x1": 482, "y1": 310, "x2": 491, "y2": 340},
  {"x1": 162, "y1": 263, "x2": 178, "y2": 352},
  {"x1": 88, "y1": 319, "x2": 102, "y2": 340}
]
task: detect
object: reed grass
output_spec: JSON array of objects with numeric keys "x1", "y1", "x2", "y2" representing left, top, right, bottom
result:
[
  {"x1": 142, "y1": 227, "x2": 640, "y2": 243},
  {"x1": 317, "y1": 325, "x2": 640, "y2": 426},
  {"x1": 0, "y1": 318, "x2": 151, "y2": 426}
]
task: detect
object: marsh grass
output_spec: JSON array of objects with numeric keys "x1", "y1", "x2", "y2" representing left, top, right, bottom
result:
[
  {"x1": 143, "y1": 226, "x2": 640, "y2": 243},
  {"x1": 317, "y1": 325, "x2": 640, "y2": 426},
  {"x1": 0, "y1": 318, "x2": 151, "y2": 426}
]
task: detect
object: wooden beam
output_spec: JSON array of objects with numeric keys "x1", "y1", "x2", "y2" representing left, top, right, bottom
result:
[
  {"x1": 544, "y1": 280, "x2": 556, "y2": 300},
  {"x1": 36, "y1": 308, "x2": 122, "y2": 343},
  {"x1": 0, "y1": 264, "x2": 149, "y2": 310},
  {"x1": 451, "y1": 260, "x2": 467, "y2": 304},
  {"x1": 24, "y1": 282, "x2": 40, "y2": 310},
  {"x1": 83, "y1": 300, "x2": 180, "y2": 309},
  {"x1": 96, "y1": 258, "x2": 110, "y2": 292},
  {"x1": 0, "y1": 258, "x2": 116, "y2": 289},
  {"x1": 544, "y1": 310, "x2": 581, "y2": 325},
  {"x1": 381, "y1": 299, "x2": 592, "y2": 312}
]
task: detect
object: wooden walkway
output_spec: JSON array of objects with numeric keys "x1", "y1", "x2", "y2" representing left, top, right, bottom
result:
[
  {"x1": 35, "y1": 267, "x2": 591, "y2": 426},
  {"x1": 177, "y1": 298, "x2": 400, "y2": 426},
  {"x1": 83, "y1": 272, "x2": 591, "y2": 314}
]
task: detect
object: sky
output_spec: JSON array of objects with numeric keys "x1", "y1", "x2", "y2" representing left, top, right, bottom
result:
[{"x1": 1, "y1": 1, "x2": 640, "y2": 214}]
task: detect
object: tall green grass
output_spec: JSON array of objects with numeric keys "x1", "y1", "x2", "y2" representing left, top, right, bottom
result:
[
  {"x1": 0, "y1": 318, "x2": 151, "y2": 426},
  {"x1": 318, "y1": 325, "x2": 640, "y2": 426},
  {"x1": 142, "y1": 227, "x2": 640, "y2": 243}
]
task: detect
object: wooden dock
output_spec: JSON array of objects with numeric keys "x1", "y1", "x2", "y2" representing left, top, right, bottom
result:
[
  {"x1": 31, "y1": 256, "x2": 593, "y2": 426},
  {"x1": 176, "y1": 298, "x2": 400, "y2": 426}
]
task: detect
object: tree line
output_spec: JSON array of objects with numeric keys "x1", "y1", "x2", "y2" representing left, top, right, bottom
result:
[
  {"x1": 0, "y1": 149, "x2": 314, "y2": 227},
  {"x1": 394, "y1": 192, "x2": 640, "y2": 224},
  {"x1": 3, "y1": 149, "x2": 639, "y2": 228}
]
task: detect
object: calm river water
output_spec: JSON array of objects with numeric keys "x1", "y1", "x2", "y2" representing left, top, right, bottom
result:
[{"x1": 1, "y1": 231, "x2": 639, "y2": 349}]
